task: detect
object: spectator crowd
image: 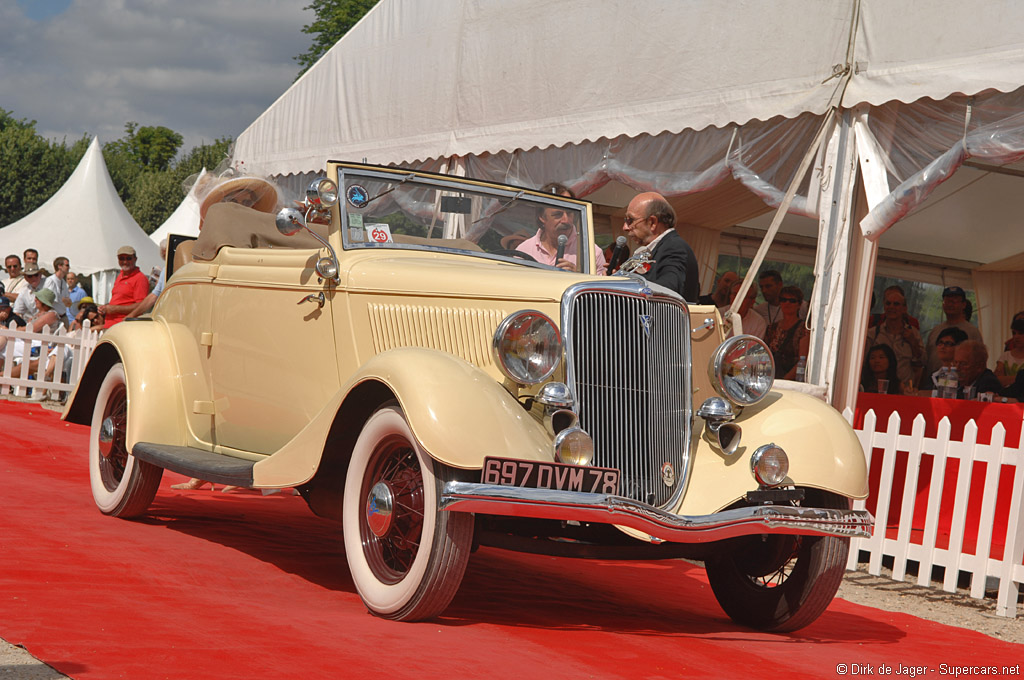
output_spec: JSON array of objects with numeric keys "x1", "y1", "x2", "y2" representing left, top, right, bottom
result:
[{"x1": 0, "y1": 243, "x2": 163, "y2": 402}]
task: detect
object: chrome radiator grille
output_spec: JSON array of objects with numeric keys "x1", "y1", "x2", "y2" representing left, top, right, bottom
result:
[{"x1": 564, "y1": 285, "x2": 691, "y2": 508}]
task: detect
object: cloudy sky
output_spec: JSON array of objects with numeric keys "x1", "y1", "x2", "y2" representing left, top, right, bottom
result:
[{"x1": 1, "y1": 0, "x2": 313, "y2": 152}]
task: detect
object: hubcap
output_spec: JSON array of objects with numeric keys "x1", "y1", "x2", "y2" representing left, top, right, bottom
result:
[
  {"x1": 366, "y1": 481, "x2": 395, "y2": 537},
  {"x1": 360, "y1": 438, "x2": 425, "y2": 585},
  {"x1": 98, "y1": 417, "x2": 116, "y2": 458}
]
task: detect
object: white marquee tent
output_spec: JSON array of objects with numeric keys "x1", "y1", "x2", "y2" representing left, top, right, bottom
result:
[
  {"x1": 149, "y1": 169, "x2": 207, "y2": 246},
  {"x1": 233, "y1": 0, "x2": 1024, "y2": 410},
  {"x1": 0, "y1": 136, "x2": 162, "y2": 304}
]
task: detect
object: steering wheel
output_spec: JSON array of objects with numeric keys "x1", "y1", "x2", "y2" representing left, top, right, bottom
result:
[{"x1": 492, "y1": 249, "x2": 537, "y2": 262}]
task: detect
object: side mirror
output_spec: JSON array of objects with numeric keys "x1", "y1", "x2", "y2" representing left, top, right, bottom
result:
[
  {"x1": 275, "y1": 206, "x2": 340, "y2": 284},
  {"x1": 276, "y1": 207, "x2": 305, "y2": 236}
]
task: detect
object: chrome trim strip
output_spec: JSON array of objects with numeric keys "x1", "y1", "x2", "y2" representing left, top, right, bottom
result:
[{"x1": 440, "y1": 481, "x2": 874, "y2": 541}]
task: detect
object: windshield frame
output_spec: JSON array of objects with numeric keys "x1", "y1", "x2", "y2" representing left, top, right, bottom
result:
[{"x1": 330, "y1": 162, "x2": 599, "y2": 274}]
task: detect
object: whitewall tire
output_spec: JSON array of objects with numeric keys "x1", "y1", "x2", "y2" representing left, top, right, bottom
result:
[
  {"x1": 342, "y1": 404, "x2": 472, "y2": 621},
  {"x1": 88, "y1": 363, "x2": 162, "y2": 517}
]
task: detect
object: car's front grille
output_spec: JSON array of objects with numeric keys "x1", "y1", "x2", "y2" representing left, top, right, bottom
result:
[{"x1": 564, "y1": 283, "x2": 691, "y2": 508}]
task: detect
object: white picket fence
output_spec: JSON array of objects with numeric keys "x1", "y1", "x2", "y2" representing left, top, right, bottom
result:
[
  {"x1": 0, "y1": 320, "x2": 101, "y2": 399},
  {"x1": 843, "y1": 406, "x2": 1024, "y2": 618}
]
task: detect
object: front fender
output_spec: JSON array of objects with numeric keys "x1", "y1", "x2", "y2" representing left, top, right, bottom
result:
[
  {"x1": 353, "y1": 348, "x2": 552, "y2": 469},
  {"x1": 677, "y1": 388, "x2": 868, "y2": 516},
  {"x1": 251, "y1": 348, "x2": 551, "y2": 487},
  {"x1": 62, "y1": 320, "x2": 186, "y2": 450}
]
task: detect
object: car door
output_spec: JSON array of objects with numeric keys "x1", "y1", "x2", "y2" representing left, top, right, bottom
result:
[{"x1": 206, "y1": 246, "x2": 340, "y2": 455}]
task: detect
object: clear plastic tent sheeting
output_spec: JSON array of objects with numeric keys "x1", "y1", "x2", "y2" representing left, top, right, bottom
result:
[
  {"x1": 463, "y1": 112, "x2": 827, "y2": 219},
  {"x1": 858, "y1": 87, "x2": 1024, "y2": 240}
]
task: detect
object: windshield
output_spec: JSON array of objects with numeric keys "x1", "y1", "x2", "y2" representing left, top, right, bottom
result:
[{"x1": 337, "y1": 166, "x2": 601, "y2": 274}]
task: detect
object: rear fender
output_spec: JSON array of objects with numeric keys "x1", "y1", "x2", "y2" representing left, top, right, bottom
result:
[{"x1": 62, "y1": 321, "x2": 185, "y2": 449}]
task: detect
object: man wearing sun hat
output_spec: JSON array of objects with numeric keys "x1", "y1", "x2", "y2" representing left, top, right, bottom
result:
[
  {"x1": 13, "y1": 264, "x2": 46, "y2": 322},
  {"x1": 100, "y1": 246, "x2": 149, "y2": 329}
]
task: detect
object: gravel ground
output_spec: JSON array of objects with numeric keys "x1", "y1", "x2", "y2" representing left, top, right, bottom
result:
[
  {"x1": 2, "y1": 568, "x2": 1018, "y2": 677},
  {"x1": 838, "y1": 566, "x2": 1024, "y2": 645}
]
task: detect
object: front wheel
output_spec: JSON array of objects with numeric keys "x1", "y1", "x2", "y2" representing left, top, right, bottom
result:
[
  {"x1": 704, "y1": 489, "x2": 851, "y2": 632},
  {"x1": 88, "y1": 362, "x2": 162, "y2": 517},
  {"x1": 342, "y1": 404, "x2": 473, "y2": 621}
]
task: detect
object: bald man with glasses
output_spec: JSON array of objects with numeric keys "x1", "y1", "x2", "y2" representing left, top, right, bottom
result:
[{"x1": 621, "y1": 192, "x2": 700, "y2": 301}]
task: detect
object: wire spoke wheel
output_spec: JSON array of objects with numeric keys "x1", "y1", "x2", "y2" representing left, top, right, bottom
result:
[
  {"x1": 97, "y1": 382, "x2": 129, "y2": 491},
  {"x1": 343, "y1": 404, "x2": 473, "y2": 621},
  {"x1": 360, "y1": 436, "x2": 426, "y2": 584},
  {"x1": 704, "y1": 489, "x2": 850, "y2": 632}
]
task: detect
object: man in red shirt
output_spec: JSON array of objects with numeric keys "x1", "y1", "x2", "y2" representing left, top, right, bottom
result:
[{"x1": 101, "y1": 246, "x2": 149, "y2": 328}]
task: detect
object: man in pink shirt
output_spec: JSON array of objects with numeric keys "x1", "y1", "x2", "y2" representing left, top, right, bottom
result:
[
  {"x1": 516, "y1": 182, "x2": 607, "y2": 274},
  {"x1": 101, "y1": 246, "x2": 149, "y2": 328}
]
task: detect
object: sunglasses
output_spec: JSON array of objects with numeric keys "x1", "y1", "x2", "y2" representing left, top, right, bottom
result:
[{"x1": 779, "y1": 296, "x2": 800, "y2": 303}]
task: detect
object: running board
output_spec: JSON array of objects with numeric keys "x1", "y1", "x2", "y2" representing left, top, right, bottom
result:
[{"x1": 132, "y1": 442, "x2": 255, "y2": 487}]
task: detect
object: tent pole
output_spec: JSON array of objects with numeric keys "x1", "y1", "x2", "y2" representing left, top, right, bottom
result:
[{"x1": 727, "y1": 108, "x2": 837, "y2": 322}]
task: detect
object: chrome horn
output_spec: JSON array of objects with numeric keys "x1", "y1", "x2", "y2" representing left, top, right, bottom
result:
[{"x1": 697, "y1": 396, "x2": 742, "y2": 456}]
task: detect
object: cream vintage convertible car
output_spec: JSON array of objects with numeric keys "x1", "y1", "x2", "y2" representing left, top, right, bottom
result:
[{"x1": 64, "y1": 162, "x2": 872, "y2": 631}]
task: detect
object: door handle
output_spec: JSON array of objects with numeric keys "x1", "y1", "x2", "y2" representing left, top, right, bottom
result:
[{"x1": 300, "y1": 291, "x2": 326, "y2": 308}]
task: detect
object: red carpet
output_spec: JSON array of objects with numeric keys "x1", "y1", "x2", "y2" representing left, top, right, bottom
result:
[{"x1": 1, "y1": 400, "x2": 1021, "y2": 679}]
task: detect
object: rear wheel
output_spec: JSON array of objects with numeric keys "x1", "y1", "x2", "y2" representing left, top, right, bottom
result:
[
  {"x1": 342, "y1": 404, "x2": 472, "y2": 621},
  {"x1": 704, "y1": 489, "x2": 850, "y2": 632},
  {"x1": 88, "y1": 363, "x2": 162, "y2": 517}
]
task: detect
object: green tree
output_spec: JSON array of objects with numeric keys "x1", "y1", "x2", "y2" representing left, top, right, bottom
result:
[
  {"x1": 126, "y1": 170, "x2": 184, "y2": 234},
  {"x1": 0, "y1": 111, "x2": 87, "y2": 226},
  {"x1": 294, "y1": 0, "x2": 379, "y2": 79},
  {"x1": 0, "y1": 110, "x2": 233, "y2": 234}
]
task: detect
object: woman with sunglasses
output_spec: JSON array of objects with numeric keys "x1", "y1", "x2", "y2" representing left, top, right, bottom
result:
[
  {"x1": 764, "y1": 285, "x2": 810, "y2": 380},
  {"x1": 919, "y1": 326, "x2": 968, "y2": 392}
]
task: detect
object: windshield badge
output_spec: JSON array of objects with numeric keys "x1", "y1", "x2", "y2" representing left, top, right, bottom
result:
[{"x1": 639, "y1": 314, "x2": 652, "y2": 338}]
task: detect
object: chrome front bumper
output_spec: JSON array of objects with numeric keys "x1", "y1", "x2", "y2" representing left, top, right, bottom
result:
[{"x1": 440, "y1": 482, "x2": 873, "y2": 542}]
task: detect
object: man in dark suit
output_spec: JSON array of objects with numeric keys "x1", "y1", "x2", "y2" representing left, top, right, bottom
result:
[{"x1": 622, "y1": 192, "x2": 700, "y2": 301}]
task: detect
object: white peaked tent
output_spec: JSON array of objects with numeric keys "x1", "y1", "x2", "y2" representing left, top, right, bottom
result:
[
  {"x1": 149, "y1": 169, "x2": 207, "y2": 246},
  {"x1": 0, "y1": 136, "x2": 161, "y2": 304},
  {"x1": 233, "y1": 0, "x2": 1024, "y2": 410}
]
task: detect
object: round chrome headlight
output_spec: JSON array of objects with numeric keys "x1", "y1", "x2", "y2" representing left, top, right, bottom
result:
[
  {"x1": 307, "y1": 178, "x2": 339, "y2": 207},
  {"x1": 492, "y1": 311, "x2": 562, "y2": 385},
  {"x1": 750, "y1": 443, "x2": 789, "y2": 487},
  {"x1": 708, "y1": 334, "x2": 774, "y2": 405}
]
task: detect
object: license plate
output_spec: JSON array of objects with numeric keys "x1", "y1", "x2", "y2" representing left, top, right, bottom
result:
[{"x1": 482, "y1": 457, "x2": 619, "y2": 494}]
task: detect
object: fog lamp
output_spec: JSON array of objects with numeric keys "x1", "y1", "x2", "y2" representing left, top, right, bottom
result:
[
  {"x1": 553, "y1": 427, "x2": 594, "y2": 466},
  {"x1": 750, "y1": 444, "x2": 789, "y2": 487}
]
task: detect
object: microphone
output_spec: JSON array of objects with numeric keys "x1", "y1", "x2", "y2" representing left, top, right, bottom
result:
[
  {"x1": 555, "y1": 234, "x2": 568, "y2": 262},
  {"x1": 606, "y1": 235, "x2": 628, "y2": 274}
]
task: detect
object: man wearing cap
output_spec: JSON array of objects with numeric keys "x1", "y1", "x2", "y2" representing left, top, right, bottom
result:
[
  {"x1": 0, "y1": 296, "x2": 26, "y2": 329},
  {"x1": 13, "y1": 264, "x2": 46, "y2": 321},
  {"x1": 101, "y1": 246, "x2": 150, "y2": 328},
  {"x1": 923, "y1": 286, "x2": 984, "y2": 381}
]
